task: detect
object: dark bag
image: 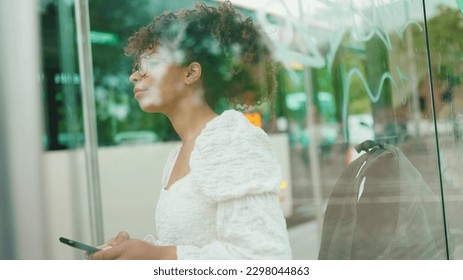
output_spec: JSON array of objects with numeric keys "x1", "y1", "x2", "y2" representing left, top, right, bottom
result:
[{"x1": 318, "y1": 140, "x2": 449, "y2": 259}]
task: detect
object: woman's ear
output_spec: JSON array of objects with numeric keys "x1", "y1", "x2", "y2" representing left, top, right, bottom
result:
[{"x1": 185, "y1": 62, "x2": 202, "y2": 85}]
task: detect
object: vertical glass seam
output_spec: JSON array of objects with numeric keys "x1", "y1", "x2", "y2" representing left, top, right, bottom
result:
[{"x1": 422, "y1": 0, "x2": 450, "y2": 260}]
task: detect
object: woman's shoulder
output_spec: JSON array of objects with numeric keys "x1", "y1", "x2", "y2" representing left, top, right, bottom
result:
[
  {"x1": 196, "y1": 109, "x2": 269, "y2": 147},
  {"x1": 193, "y1": 110, "x2": 274, "y2": 166},
  {"x1": 190, "y1": 109, "x2": 282, "y2": 203}
]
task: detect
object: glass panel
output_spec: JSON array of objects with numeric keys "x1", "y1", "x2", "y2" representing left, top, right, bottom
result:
[
  {"x1": 40, "y1": 0, "x2": 93, "y2": 259},
  {"x1": 86, "y1": 0, "x2": 454, "y2": 259},
  {"x1": 88, "y1": 0, "x2": 296, "y2": 256},
  {"x1": 251, "y1": 0, "x2": 449, "y2": 259},
  {"x1": 88, "y1": 0, "x2": 181, "y2": 246},
  {"x1": 425, "y1": 0, "x2": 463, "y2": 259},
  {"x1": 37, "y1": 0, "x2": 463, "y2": 259},
  {"x1": 41, "y1": 0, "x2": 84, "y2": 150}
]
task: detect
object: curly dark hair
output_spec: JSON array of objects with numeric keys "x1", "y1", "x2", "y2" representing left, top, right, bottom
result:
[{"x1": 124, "y1": 1, "x2": 277, "y2": 110}]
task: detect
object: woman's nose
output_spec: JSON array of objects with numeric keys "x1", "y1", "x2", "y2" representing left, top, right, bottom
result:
[{"x1": 129, "y1": 71, "x2": 140, "y2": 84}]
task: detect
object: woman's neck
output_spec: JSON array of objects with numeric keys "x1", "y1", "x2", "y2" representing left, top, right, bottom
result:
[{"x1": 165, "y1": 104, "x2": 218, "y2": 144}]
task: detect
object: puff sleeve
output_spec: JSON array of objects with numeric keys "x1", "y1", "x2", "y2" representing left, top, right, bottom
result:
[{"x1": 176, "y1": 110, "x2": 292, "y2": 259}]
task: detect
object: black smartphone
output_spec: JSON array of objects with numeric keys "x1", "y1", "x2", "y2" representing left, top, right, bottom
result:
[{"x1": 59, "y1": 237, "x2": 101, "y2": 254}]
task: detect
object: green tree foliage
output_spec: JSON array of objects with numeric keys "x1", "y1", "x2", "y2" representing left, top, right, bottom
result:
[{"x1": 414, "y1": 6, "x2": 463, "y2": 86}]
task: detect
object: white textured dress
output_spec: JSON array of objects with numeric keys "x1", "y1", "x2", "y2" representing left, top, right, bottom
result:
[{"x1": 154, "y1": 110, "x2": 292, "y2": 259}]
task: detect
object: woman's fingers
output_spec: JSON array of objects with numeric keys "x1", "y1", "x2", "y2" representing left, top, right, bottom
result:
[
  {"x1": 89, "y1": 246, "x2": 122, "y2": 260},
  {"x1": 88, "y1": 231, "x2": 131, "y2": 259},
  {"x1": 108, "y1": 231, "x2": 130, "y2": 246}
]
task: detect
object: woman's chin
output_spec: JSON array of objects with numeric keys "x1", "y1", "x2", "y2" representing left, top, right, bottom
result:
[
  {"x1": 136, "y1": 96, "x2": 164, "y2": 113},
  {"x1": 139, "y1": 104, "x2": 161, "y2": 113},
  {"x1": 136, "y1": 100, "x2": 156, "y2": 112}
]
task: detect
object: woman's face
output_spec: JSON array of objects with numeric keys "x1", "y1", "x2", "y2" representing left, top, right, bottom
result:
[{"x1": 129, "y1": 48, "x2": 190, "y2": 112}]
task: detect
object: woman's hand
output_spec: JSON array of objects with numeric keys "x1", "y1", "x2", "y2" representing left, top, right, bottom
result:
[
  {"x1": 98, "y1": 231, "x2": 130, "y2": 250},
  {"x1": 89, "y1": 231, "x2": 177, "y2": 260}
]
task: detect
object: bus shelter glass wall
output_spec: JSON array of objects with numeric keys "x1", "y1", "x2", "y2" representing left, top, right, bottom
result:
[
  {"x1": 258, "y1": 0, "x2": 451, "y2": 259},
  {"x1": 425, "y1": 0, "x2": 463, "y2": 259},
  {"x1": 38, "y1": 0, "x2": 463, "y2": 259}
]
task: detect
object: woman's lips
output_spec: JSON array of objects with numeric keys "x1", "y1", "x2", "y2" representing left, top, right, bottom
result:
[{"x1": 133, "y1": 88, "x2": 144, "y2": 97}]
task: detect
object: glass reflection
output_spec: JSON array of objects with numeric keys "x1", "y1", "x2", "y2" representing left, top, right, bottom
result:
[{"x1": 35, "y1": 0, "x2": 463, "y2": 259}]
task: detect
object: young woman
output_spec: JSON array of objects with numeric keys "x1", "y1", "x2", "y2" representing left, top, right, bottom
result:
[{"x1": 90, "y1": 1, "x2": 292, "y2": 260}]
